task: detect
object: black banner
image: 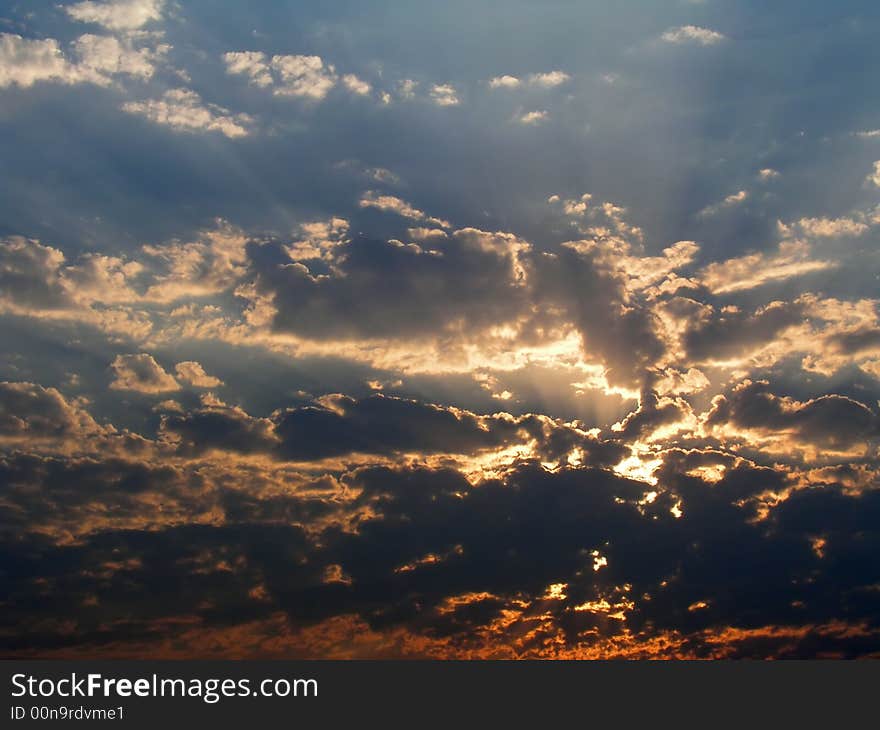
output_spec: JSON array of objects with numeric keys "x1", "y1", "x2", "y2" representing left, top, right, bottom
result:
[{"x1": 2, "y1": 661, "x2": 874, "y2": 726}]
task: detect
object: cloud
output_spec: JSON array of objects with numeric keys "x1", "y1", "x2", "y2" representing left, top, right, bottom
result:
[
  {"x1": 64, "y1": 0, "x2": 165, "y2": 31},
  {"x1": 489, "y1": 74, "x2": 520, "y2": 89},
  {"x1": 358, "y1": 192, "x2": 450, "y2": 227},
  {"x1": 793, "y1": 216, "x2": 869, "y2": 237},
  {"x1": 867, "y1": 161, "x2": 880, "y2": 187},
  {"x1": 224, "y1": 52, "x2": 339, "y2": 100},
  {"x1": 72, "y1": 33, "x2": 167, "y2": 81},
  {"x1": 121, "y1": 89, "x2": 253, "y2": 138},
  {"x1": 286, "y1": 218, "x2": 350, "y2": 262},
  {"x1": 680, "y1": 297, "x2": 811, "y2": 365},
  {"x1": 246, "y1": 230, "x2": 528, "y2": 342},
  {"x1": 270, "y1": 54, "x2": 337, "y2": 99},
  {"x1": 0, "y1": 34, "x2": 80, "y2": 88},
  {"x1": 174, "y1": 361, "x2": 223, "y2": 388},
  {"x1": 429, "y1": 83, "x2": 459, "y2": 106},
  {"x1": 706, "y1": 380, "x2": 879, "y2": 456},
  {"x1": 222, "y1": 51, "x2": 273, "y2": 87},
  {"x1": 0, "y1": 382, "x2": 107, "y2": 444},
  {"x1": 697, "y1": 190, "x2": 748, "y2": 217},
  {"x1": 6, "y1": 448, "x2": 880, "y2": 658},
  {"x1": 109, "y1": 354, "x2": 180, "y2": 393},
  {"x1": 341, "y1": 73, "x2": 371, "y2": 95},
  {"x1": 661, "y1": 25, "x2": 726, "y2": 45},
  {"x1": 0, "y1": 31, "x2": 166, "y2": 89},
  {"x1": 699, "y1": 240, "x2": 835, "y2": 294},
  {"x1": 528, "y1": 70, "x2": 570, "y2": 87},
  {"x1": 517, "y1": 110, "x2": 548, "y2": 125},
  {"x1": 488, "y1": 71, "x2": 570, "y2": 89}
]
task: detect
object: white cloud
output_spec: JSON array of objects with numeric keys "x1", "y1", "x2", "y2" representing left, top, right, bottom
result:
[
  {"x1": 73, "y1": 33, "x2": 167, "y2": 81},
  {"x1": 528, "y1": 70, "x2": 570, "y2": 87},
  {"x1": 661, "y1": 25, "x2": 726, "y2": 45},
  {"x1": 121, "y1": 89, "x2": 253, "y2": 138},
  {"x1": 489, "y1": 71, "x2": 570, "y2": 89},
  {"x1": 270, "y1": 54, "x2": 337, "y2": 99},
  {"x1": 517, "y1": 110, "x2": 548, "y2": 125},
  {"x1": 0, "y1": 31, "x2": 166, "y2": 89},
  {"x1": 222, "y1": 51, "x2": 272, "y2": 87},
  {"x1": 224, "y1": 52, "x2": 343, "y2": 100},
  {"x1": 0, "y1": 33, "x2": 78, "y2": 88},
  {"x1": 489, "y1": 74, "x2": 520, "y2": 89},
  {"x1": 430, "y1": 83, "x2": 459, "y2": 106},
  {"x1": 758, "y1": 168, "x2": 780, "y2": 180},
  {"x1": 341, "y1": 73, "x2": 371, "y2": 95},
  {"x1": 65, "y1": 0, "x2": 165, "y2": 32}
]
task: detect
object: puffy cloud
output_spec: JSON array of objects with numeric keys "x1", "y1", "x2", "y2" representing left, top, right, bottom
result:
[
  {"x1": 270, "y1": 54, "x2": 337, "y2": 99},
  {"x1": 140, "y1": 221, "x2": 249, "y2": 301},
  {"x1": 246, "y1": 231, "x2": 528, "y2": 342},
  {"x1": 121, "y1": 89, "x2": 253, "y2": 138},
  {"x1": 488, "y1": 71, "x2": 570, "y2": 89},
  {"x1": 285, "y1": 218, "x2": 350, "y2": 262},
  {"x1": 517, "y1": 110, "x2": 548, "y2": 125},
  {"x1": 222, "y1": 51, "x2": 273, "y2": 87},
  {"x1": 0, "y1": 31, "x2": 166, "y2": 89},
  {"x1": 0, "y1": 34, "x2": 79, "y2": 88},
  {"x1": 64, "y1": 0, "x2": 165, "y2": 31},
  {"x1": 224, "y1": 52, "x2": 339, "y2": 100},
  {"x1": 6, "y1": 451, "x2": 880, "y2": 658},
  {"x1": 661, "y1": 25, "x2": 726, "y2": 45},
  {"x1": 341, "y1": 73, "x2": 371, "y2": 95},
  {"x1": 680, "y1": 298, "x2": 810, "y2": 365},
  {"x1": 0, "y1": 382, "x2": 106, "y2": 444},
  {"x1": 72, "y1": 33, "x2": 167, "y2": 81},
  {"x1": 706, "y1": 380, "x2": 880, "y2": 456},
  {"x1": 489, "y1": 74, "x2": 521, "y2": 89},
  {"x1": 429, "y1": 83, "x2": 459, "y2": 106},
  {"x1": 528, "y1": 70, "x2": 570, "y2": 87},
  {"x1": 174, "y1": 361, "x2": 223, "y2": 388},
  {"x1": 109, "y1": 354, "x2": 180, "y2": 393},
  {"x1": 0, "y1": 236, "x2": 75, "y2": 311}
]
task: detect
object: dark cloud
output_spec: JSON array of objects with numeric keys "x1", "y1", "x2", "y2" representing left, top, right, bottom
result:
[
  {"x1": 707, "y1": 380, "x2": 879, "y2": 451},
  {"x1": 0, "y1": 381, "x2": 104, "y2": 441},
  {"x1": 3, "y1": 456, "x2": 880, "y2": 657},
  {"x1": 249, "y1": 232, "x2": 529, "y2": 341},
  {"x1": 161, "y1": 392, "x2": 625, "y2": 466}
]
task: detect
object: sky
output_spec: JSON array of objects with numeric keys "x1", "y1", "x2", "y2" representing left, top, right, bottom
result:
[{"x1": 1, "y1": 0, "x2": 880, "y2": 658}]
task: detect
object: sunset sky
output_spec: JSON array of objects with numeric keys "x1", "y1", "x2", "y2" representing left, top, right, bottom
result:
[{"x1": 2, "y1": 0, "x2": 880, "y2": 658}]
